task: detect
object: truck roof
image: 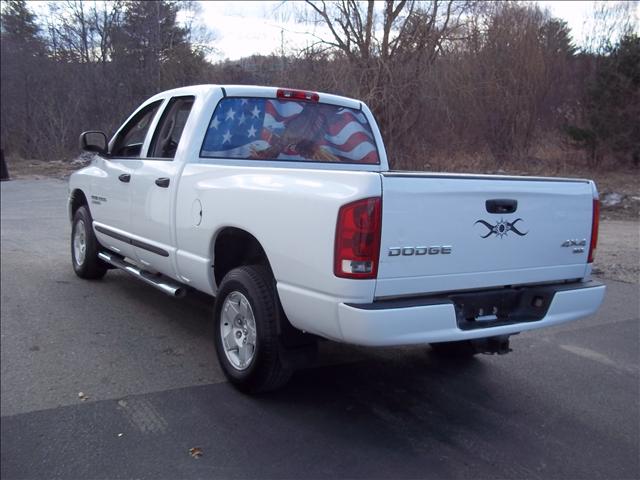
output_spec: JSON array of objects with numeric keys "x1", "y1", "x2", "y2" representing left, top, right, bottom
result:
[{"x1": 146, "y1": 85, "x2": 362, "y2": 110}]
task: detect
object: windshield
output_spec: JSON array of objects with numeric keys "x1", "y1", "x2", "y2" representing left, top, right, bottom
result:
[{"x1": 200, "y1": 97, "x2": 379, "y2": 164}]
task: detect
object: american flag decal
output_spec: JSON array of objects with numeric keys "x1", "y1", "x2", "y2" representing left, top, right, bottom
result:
[{"x1": 201, "y1": 98, "x2": 379, "y2": 164}]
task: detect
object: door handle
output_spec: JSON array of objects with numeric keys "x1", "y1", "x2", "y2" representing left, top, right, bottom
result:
[
  {"x1": 155, "y1": 177, "x2": 170, "y2": 188},
  {"x1": 118, "y1": 173, "x2": 131, "y2": 183},
  {"x1": 486, "y1": 199, "x2": 517, "y2": 214}
]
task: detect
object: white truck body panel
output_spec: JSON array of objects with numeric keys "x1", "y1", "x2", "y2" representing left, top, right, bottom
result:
[
  {"x1": 173, "y1": 163, "x2": 382, "y2": 300},
  {"x1": 88, "y1": 159, "x2": 137, "y2": 258},
  {"x1": 128, "y1": 159, "x2": 179, "y2": 273},
  {"x1": 68, "y1": 84, "x2": 605, "y2": 347},
  {"x1": 376, "y1": 173, "x2": 594, "y2": 298}
]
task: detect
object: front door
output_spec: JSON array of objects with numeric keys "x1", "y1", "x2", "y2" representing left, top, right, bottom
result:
[{"x1": 92, "y1": 100, "x2": 163, "y2": 259}]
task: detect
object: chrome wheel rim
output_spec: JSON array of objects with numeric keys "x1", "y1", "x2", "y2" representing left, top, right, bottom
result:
[
  {"x1": 220, "y1": 291, "x2": 257, "y2": 371},
  {"x1": 73, "y1": 219, "x2": 87, "y2": 266}
]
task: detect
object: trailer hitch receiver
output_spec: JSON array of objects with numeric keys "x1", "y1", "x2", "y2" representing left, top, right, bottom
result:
[{"x1": 472, "y1": 335, "x2": 512, "y2": 355}]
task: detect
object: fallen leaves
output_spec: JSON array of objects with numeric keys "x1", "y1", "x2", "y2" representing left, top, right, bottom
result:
[{"x1": 189, "y1": 447, "x2": 203, "y2": 459}]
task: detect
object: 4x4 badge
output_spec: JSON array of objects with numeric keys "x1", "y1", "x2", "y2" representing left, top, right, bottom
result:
[{"x1": 475, "y1": 218, "x2": 528, "y2": 238}]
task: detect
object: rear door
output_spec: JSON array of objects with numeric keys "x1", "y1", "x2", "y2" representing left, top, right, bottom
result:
[
  {"x1": 128, "y1": 96, "x2": 195, "y2": 277},
  {"x1": 376, "y1": 173, "x2": 594, "y2": 298}
]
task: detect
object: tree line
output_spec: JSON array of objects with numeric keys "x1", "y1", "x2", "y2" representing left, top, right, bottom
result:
[{"x1": 1, "y1": 0, "x2": 638, "y2": 171}]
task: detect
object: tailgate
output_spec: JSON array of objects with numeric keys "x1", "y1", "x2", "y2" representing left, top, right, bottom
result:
[{"x1": 376, "y1": 173, "x2": 594, "y2": 298}]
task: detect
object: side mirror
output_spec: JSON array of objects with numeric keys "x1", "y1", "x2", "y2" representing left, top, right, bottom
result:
[{"x1": 79, "y1": 131, "x2": 108, "y2": 155}]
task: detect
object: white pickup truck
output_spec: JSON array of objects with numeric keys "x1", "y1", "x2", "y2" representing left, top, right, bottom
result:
[{"x1": 69, "y1": 85, "x2": 605, "y2": 392}]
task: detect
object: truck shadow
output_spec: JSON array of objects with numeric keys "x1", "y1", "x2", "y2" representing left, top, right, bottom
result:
[
  {"x1": 228, "y1": 349, "x2": 543, "y2": 477},
  {"x1": 269, "y1": 347, "x2": 498, "y2": 439},
  {"x1": 107, "y1": 269, "x2": 526, "y2": 440}
]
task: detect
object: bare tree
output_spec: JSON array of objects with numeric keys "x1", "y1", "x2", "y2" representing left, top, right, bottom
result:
[
  {"x1": 1, "y1": 0, "x2": 215, "y2": 159},
  {"x1": 453, "y1": 4, "x2": 577, "y2": 165},
  {"x1": 583, "y1": 1, "x2": 639, "y2": 54},
  {"x1": 299, "y1": 1, "x2": 472, "y2": 166},
  {"x1": 46, "y1": 1, "x2": 121, "y2": 63}
]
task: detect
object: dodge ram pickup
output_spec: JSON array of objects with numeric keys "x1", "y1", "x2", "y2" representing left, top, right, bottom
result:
[{"x1": 69, "y1": 85, "x2": 606, "y2": 392}]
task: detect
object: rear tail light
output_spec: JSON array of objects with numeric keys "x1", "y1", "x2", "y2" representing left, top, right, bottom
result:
[
  {"x1": 588, "y1": 199, "x2": 600, "y2": 263},
  {"x1": 277, "y1": 88, "x2": 319, "y2": 103},
  {"x1": 334, "y1": 197, "x2": 382, "y2": 279}
]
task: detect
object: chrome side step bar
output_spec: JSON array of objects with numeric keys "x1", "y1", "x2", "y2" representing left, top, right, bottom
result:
[{"x1": 98, "y1": 251, "x2": 186, "y2": 298}]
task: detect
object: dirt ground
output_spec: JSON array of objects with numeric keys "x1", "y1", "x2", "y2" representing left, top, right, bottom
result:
[
  {"x1": 4, "y1": 157, "x2": 85, "y2": 180},
  {"x1": 3, "y1": 156, "x2": 638, "y2": 284},
  {"x1": 594, "y1": 219, "x2": 639, "y2": 284}
]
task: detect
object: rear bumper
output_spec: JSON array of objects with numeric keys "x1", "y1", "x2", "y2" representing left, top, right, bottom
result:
[{"x1": 337, "y1": 281, "x2": 606, "y2": 346}]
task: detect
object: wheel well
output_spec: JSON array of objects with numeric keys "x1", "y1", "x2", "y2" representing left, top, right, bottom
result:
[
  {"x1": 69, "y1": 189, "x2": 89, "y2": 220},
  {"x1": 212, "y1": 227, "x2": 318, "y2": 352},
  {"x1": 213, "y1": 228, "x2": 270, "y2": 287}
]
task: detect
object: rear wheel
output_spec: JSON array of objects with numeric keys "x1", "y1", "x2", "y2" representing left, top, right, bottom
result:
[
  {"x1": 214, "y1": 265, "x2": 291, "y2": 393},
  {"x1": 430, "y1": 340, "x2": 478, "y2": 358},
  {"x1": 71, "y1": 206, "x2": 107, "y2": 279}
]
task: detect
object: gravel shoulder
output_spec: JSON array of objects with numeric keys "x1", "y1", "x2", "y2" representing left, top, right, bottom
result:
[{"x1": 594, "y1": 219, "x2": 639, "y2": 284}]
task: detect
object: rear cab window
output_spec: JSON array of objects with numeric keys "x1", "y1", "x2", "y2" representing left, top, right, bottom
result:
[
  {"x1": 149, "y1": 96, "x2": 195, "y2": 159},
  {"x1": 200, "y1": 97, "x2": 380, "y2": 165}
]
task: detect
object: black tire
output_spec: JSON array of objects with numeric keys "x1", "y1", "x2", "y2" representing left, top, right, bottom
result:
[
  {"x1": 214, "y1": 265, "x2": 291, "y2": 393},
  {"x1": 71, "y1": 205, "x2": 107, "y2": 279},
  {"x1": 430, "y1": 340, "x2": 478, "y2": 358}
]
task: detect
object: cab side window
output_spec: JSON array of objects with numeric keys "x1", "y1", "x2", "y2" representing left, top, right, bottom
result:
[
  {"x1": 148, "y1": 96, "x2": 195, "y2": 159},
  {"x1": 111, "y1": 101, "x2": 162, "y2": 157}
]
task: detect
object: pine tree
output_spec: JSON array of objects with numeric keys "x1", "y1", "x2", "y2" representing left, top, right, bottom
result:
[
  {"x1": 111, "y1": 1, "x2": 204, "y2": 99},
  {"x1": 0, "y1": 0, "x2": 48, "y2": 156}
]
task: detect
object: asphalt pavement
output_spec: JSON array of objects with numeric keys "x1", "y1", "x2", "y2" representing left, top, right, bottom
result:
[{"x1": 1, "y1": 179, "x2": 639, "y2": 479}]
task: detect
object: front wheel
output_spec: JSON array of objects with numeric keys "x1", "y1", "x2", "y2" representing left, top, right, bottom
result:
[
  {"x1": 213, "y1": 265, "x2": 291, "y2": 393},
  {"x1": 71, "y1": 206, "x2": 107, "y2": 279}
]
